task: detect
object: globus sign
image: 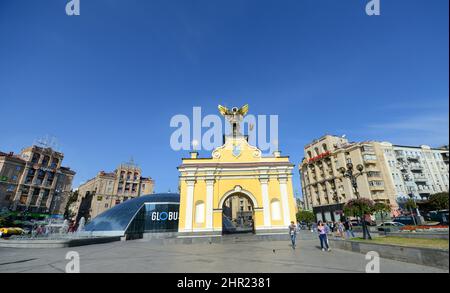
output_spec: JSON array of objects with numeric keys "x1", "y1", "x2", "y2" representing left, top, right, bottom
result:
[{"x1": 151, "y1": 211, "x2": 179, "y2": 221}]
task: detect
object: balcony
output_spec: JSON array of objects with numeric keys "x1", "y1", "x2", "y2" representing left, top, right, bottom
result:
[
  {"x1": 410, "y1": 165, "x2": 423, "y2": 171},
  {"x1": 407, "y1": 155, "x2": 420, "y2": 161},
  {"x1": 413, "y1": 175, "x2": 428, "y2": 183},
  {"x1": 361, "y1": 148, "x2": 375, "y2": 155},
  {"x1": 363, "y1": 154, "x2": 377, "y2": 164},
  {"x1": 367, "y1": 171, "x2": 382, "y2": 178},
  {"x1": 369, "y1": 185, "x2": 385, "y2": 191}
]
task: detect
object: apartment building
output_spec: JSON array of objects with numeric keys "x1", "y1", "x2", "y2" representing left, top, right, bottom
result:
[
  {"x1": 0, "y1": 146, "x2": 75, "y2": 214},
  {"x1": 378, "y1": 143, "x2": 449, "y2": 201},
  {"x1": 300, "y1": 135, "x2": 449, "y2": 222},
  {"x1": 439, "y1": 145, "x2": 449, "y2": 168},
  {"x1": 299, "y1": 135, "x2": 398, "y2": 222},
  {"x1": 74, "y1": 161, "x2": 154, "y2": 221}
]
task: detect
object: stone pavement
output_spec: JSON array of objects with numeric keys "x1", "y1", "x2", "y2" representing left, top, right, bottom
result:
[{"x1": 0, "y1": 232, "x2": 447, "y2": 273}]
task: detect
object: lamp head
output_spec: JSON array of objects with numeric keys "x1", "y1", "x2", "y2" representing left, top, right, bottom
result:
[
  {"x1": 346, "y1": 162, "x2": 354, "y2": 170},
  {"x1": 356, "y1": 164, "x2": 364, "y2": 172},
  {"x1": 338, "y1": 167, "x2": 346, "y2": 175}
]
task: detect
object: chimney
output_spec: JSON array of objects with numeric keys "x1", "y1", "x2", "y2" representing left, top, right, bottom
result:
[{"x1": 190, "y1": 152, "x2": 199, "y2": 159}]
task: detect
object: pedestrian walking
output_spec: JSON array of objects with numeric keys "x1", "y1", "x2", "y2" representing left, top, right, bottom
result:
[
  {"x1": 288, "y1": 221, "x2": 297, "y2": 249},
  {"x1": 344, "y1": 218, "x2": 355, "y2": 238},
  {"x1": 311, "y1": 222, "x2": 317, "y2": 234},
  {"x1": 337, "y1": 221, "x2": 345, "y2": 238},
  {"x1": 317, "y1": 221, "x2": 330, "y2": 251},
  {"x1": 325, "y1": 222, "x2": 331, "y2": 235}
]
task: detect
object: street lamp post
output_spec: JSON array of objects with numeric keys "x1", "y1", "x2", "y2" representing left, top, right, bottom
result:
[{"x1": 338, "y1": 162, "x2": 372, "y2": 240}]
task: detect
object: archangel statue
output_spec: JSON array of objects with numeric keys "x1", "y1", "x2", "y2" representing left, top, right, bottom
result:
[{"x1": 218, "y1": 104, "x2": 249, "y2": 137}]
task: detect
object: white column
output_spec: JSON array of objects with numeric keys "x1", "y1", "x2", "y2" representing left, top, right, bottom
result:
[
  {"x1": 259, "y1": 177, "x2": 271, "y2": 227},
  {"x1": 279, "y1": 177, "x2": 291, "y2": 226},
  {"x1": 184, "y1": 180, "x2": 195, "y2": 231},
  {"x1": 205, "y1": 179, "x2": 214, "y2": 230}
]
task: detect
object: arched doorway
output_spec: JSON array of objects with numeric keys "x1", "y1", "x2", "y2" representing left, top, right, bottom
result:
[{"x1": 222, "y1": 193, "x2": 255, "y2": 234}]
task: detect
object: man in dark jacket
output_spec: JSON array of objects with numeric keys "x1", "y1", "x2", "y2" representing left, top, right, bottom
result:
[{"x1": 344, "y1": 218, "x2": 355, "y2": 238}]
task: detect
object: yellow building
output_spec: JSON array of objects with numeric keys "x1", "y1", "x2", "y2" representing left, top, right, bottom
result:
[{"x1": 177, "y1": 105, "x2": 297, "y2": 235}]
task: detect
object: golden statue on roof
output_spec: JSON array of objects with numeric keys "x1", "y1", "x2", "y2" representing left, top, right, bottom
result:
[{"x1": 218, "y1": 104, "x2": 249, "y2": 137}]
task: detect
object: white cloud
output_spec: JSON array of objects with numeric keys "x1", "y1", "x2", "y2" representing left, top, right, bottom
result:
[{"x1": 366, "y1": 114, "x2": 449, "y2": 147}]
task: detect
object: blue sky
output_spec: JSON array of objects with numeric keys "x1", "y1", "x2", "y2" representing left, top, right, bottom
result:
[{"x1": 0, "y1": 0, "x2": 448, "y2": 197}]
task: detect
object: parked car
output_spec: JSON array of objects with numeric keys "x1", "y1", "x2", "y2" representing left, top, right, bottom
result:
[
  {"x1": 377, "y1": 222, "x2": 405, "y2": 232},
  {"x1": 425, "y1": 210, "x2": 449, "y2": 225},
  {"x1": 392, "y1": 216, "x2": 416, "y2": 225}
]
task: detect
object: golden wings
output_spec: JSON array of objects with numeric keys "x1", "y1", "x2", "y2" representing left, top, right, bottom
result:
[{"x1": 218, "y1": 104, "x2": 249, "y2": 116}]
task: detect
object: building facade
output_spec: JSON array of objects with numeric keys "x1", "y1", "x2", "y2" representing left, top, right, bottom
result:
[
  {"x1": 299, "y1": 135, "x2": 399, "y2": 222},
  {"x1": 178, "y1": 105, "x2": 297, "y2": 235},
  {"x1": 300, "y1": 135, "x2": 449, "y2": 222},
  {"x1": 378, "y1": 143, "x2": 449, "y2": 202},
  {"x1": 0, "y1": 146, "x2": 75, "y2": 214},
  {"x1": 74, "y1": 162, "x2": 154, "y2": 221}
]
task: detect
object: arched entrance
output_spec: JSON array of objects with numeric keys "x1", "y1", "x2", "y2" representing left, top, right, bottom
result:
[{"x1": 222, "y1": 193, "x2": 255, "y2": 234}]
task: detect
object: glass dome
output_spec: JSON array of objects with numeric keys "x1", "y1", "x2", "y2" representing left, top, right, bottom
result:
[{"x1": 84, "y1": 193, "x2": 180, "y2": 236}]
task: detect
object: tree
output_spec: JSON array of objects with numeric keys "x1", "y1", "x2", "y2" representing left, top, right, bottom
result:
[
  {"x1": 373, "y1": 202, "x2": 391, "y2": 223},
  {"x1": 64, "y1": 190, "x2": 79, "y2": 220},
  {"x1": 404, "y1": 199, "x2": 417, "y2": 225},
  {"x1": 343, "y1": 198, "x2": 374, "y2": 240},
  {"x1": 372, "y1": 202, "x2": 391, "y2": 234},
  {"x1": 296, "y1": 210, "x2": 315, "y2": 224},
  {"x1": 428, "y1": 192, "x2": 449, "y2": 211},
  {"x1": 404, "y1": 199, "x2": 417, "y2": 211},
  {"x1": 0, "y1": 214, "x2": 13, "y2": 228}
]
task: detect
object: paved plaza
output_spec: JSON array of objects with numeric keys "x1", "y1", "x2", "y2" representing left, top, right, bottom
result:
[{"x1": 0, "y1": 233, "x2": 447, "y2": 273}]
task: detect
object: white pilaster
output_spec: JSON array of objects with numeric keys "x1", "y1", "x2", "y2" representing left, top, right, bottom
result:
[
  {"x1": 259, "y1": 177, "x2": 271, "y2": 227},
  {"x1": 205, "y1": 179, "x2": 214, "y2": 230},
  {"x1": 184, "y1": 180, "x2": 195, "y2": 231},
  {"x1": 279, "y1": 177, "x2": 291, "y2": 226}
]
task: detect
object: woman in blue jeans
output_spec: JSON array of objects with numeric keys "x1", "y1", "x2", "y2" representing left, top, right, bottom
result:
[
  {"x1": 288, "y1": 221, "x2": 297, "y2": 249},
  {"x1": 317, "y1": 221, "x2": 330, "y2": 252}
]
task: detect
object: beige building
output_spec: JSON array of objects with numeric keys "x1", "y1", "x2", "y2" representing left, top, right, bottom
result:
[
  {"x1": 74, "y1": 161, "x2": 154, "y2": 221},
  {"x1": 299, "y1": 135, "x2": 398, "y2": 222},
  {"x1": 0, "y1": 146, "x2": 75, "y2": 214},
  {"x1": 223, "y1": 195, "x2": 253, "y2": 222}
]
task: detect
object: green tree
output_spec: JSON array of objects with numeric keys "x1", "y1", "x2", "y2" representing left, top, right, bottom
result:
[
  {"x1": 404, "y1": 199, "x2": 418, "y2": 225},
  {"x1": 404, "y1": 199, "x2": 417, "y2": 210},
  {"x1": 296, "y1": 210, "x2": 315, "y2": 224},
  {"x1": 373, "y1": 202, "x2": 391, "y2": 223},
  {"x1": 343, "y1": 198, "x2": 375, "y2": 240},
  {"x1": 0, "y1": 215, "x2": 13, "y2": 228},
  {"x1": 428, "y1": 192, "x2": 449, "y2": 211},
  {"x1": 64, "y1": 190, "x2": 79, "y2": 220}
]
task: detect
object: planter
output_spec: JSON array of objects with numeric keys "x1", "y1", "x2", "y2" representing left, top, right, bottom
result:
[{"x1": 330, "y1": 238, "x2": 449, "y2": 269}]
